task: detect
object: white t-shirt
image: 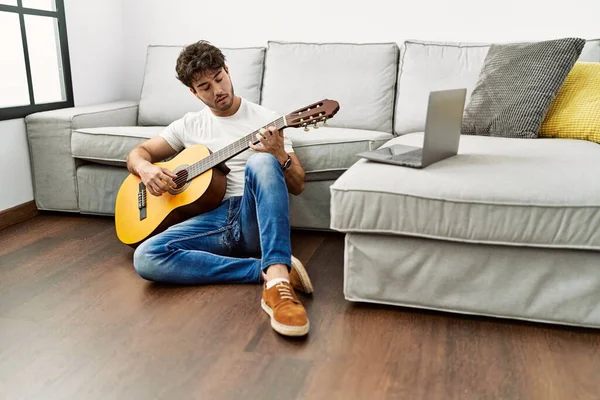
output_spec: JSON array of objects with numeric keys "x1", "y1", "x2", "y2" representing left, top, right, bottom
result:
[{"x1": 159, "y1": 98, "x2": 294, "y2": 200}]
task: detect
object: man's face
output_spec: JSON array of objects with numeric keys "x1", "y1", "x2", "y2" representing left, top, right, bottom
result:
[{"x1": 190, "y1": 66, "x2": 235, "y2": 111}]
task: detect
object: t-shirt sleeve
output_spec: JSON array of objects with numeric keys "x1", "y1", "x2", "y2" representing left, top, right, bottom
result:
[
  {"x1": 159, "y1": 117, "x2": 185, "y2": 152},
  {"x1": 282, "y1": 131, "x2": 294, "y2": 154}
]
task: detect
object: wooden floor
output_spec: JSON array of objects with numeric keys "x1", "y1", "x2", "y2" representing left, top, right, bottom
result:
[{"x1": 1, "y1": 214, "x2": 600, "y2": 400}]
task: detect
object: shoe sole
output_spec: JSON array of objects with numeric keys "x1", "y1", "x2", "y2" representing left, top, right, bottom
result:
[
  {"x1": 291, "y1": 256, "x2": 314, "y2": 294},
  {"x1": 261, "y1": 299, "x2": 310, "y2": 337}
]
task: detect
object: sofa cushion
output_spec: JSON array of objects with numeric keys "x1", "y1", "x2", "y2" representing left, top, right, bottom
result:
[
  {"x1": 138, "y1": 45, "x2": 265, "y2": 126},
  {"x1": 72, "y1": 126, "x2": 392, "y2": 181},
  {"x1": 72, "y1": 126, "x2": 163, "y2": 166},
  {"x1": 581, "y1": 38, "x2": 600, "y2": 61},
  {"x1": 461, "y1": 37, "x2": 585, "y2": 139},
  {"x1": 539, "y1": 62, "x2": 600, "y2": 144},
  {"x1": 395, "y1": 38, "x2": 600, "y2": 136},
  {"x1": 261, "y1": 41, "x2": 398, "y2": 133},
  {"x1": 330, "y1": 132, "x2": 600, "y2": 250},
  {"x1": 286, "y1": 127, "x2": 392, "y2": 181}
]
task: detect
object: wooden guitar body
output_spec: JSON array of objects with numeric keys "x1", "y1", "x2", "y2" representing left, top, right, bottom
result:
[{"x1": 115, "y1": 145, "x2": 227, "y2": 248}]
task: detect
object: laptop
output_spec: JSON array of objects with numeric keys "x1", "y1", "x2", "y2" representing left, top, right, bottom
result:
[{"x1": 357, "y1": 88, "x2": 467, "y2": 168}]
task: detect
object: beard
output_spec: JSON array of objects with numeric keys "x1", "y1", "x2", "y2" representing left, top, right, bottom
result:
[{"x1": 212, "y1": 83, "x2": 236, "y2": 111}]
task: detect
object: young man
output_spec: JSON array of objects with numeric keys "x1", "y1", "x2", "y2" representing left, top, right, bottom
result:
[{"x1": 127, "y1": 40, "x2": 313, "y2": 337}]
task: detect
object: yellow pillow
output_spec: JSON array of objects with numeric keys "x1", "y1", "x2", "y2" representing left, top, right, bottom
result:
[{"x1": 539, "y1": 62, "x2": 600, "y2": 143}]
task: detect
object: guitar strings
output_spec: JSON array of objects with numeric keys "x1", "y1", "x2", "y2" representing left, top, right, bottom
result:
[
  {"x1": 171, "y1": 117, "x2": 285, "y2": 187},
  {"x1": 183, "y1": 119, "x2": 285, "y2": 182},
  {"x1": 181, "y1": 118, "x2": 285, "y2": 182}
]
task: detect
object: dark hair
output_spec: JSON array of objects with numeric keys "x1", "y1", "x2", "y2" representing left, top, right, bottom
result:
[{"x1": 176, "y1": 40, "x2": 226, "y2": 89}]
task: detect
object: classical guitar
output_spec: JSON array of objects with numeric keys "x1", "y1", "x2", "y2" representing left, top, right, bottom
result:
[{"x1": 115, "y1": 99, "x2": 340, "y2": 247}]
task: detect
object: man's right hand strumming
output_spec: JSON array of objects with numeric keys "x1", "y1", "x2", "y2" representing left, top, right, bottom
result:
[
  {"x1": 136, "y1": 162, "x2": 178, "y2": 197},
  {"x1": 126, "y1": 136, "x2": 179, "y2": 197}
]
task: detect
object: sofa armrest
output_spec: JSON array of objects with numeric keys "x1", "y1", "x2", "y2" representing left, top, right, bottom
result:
[{"x1": 25, "y1": 101, "x2": 139, "y2": 212}]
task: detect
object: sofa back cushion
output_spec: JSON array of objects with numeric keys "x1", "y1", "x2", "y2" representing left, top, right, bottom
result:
[
  {"x1": 138, "y1": 45, "x2": 266, "y2": 126},
  {"x1": 394, "y1": 38, "x2": 600, "y2": 135},
  {"x1": 261, "y1": 41, "x2": 398, "y2": 133},
  {"x1": 581, "y1": 38, "x2": 600, "y2": 61}
]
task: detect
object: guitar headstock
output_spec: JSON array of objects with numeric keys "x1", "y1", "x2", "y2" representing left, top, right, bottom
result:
[{"x1": 285, "y1": 99, "x2": 340, "y2": 131}]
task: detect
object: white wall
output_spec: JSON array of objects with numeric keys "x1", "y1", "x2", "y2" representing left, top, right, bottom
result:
[
  {"x1": 121, "y1": 0, "x2": 600, "y2": 100},
  {"x1": 0, "y1": 119, "x2": 34, "y2": 211},
  {"x1": 0, "y1": 0, "x2": 124, "y2": 212},
  {"x1": 64, "y1": 0, "x2": 124, "y2": 106}
]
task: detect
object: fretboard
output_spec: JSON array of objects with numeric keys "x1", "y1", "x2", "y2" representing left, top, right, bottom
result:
[{"x1": 186, "y1": 116, "x2": 287, "y2": 180}]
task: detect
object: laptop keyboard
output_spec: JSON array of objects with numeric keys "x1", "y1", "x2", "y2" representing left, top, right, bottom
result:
[{"x1": 398, "y1": 148, "x2": 422, "y2": 165}]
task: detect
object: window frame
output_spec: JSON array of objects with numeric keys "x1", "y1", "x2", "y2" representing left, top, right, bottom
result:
[{"x1": 0, "y1": 0, "x2": 73, "y2": 121}]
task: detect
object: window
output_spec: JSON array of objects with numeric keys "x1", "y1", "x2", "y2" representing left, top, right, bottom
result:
[{"x1": 0, "y1": 0, "x2": 73, "y2": 120}]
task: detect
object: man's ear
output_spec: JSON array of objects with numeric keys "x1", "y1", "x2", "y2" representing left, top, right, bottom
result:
[{"x1": 224, "y1": 65, "x2": 230, "y2": 74}]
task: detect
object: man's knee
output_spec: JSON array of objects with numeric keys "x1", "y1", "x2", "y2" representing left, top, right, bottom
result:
[
  {"x1": 246, "y1": 152, "x2": 278, "y2": 174},
  {"x1": 133, "y1": 241, "x2": 161, "y2": 281}
]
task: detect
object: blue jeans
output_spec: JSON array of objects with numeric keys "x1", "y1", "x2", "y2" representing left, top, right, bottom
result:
[{"x1": 133, "y1": 153, "x2": 292, "y2": 284}]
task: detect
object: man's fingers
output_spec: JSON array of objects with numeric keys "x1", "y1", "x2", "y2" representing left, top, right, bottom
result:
[
  {"x1": 142, "y1": 178, "x2": 157, "y2": 196},
  {"x1": 255, "y1": 133, "x2": 268, "y2": 146},
  {"x1": 146, "y1": 176, "x2": 167, "y2": 193},
  {"x1": 159, "y1": 172, "x2": 176, "y2": 189},
  {"x1": 249, "y1": 141, "x2": 264, "y2": 152},
  {"x1": 162, "y1": 167, "x2": 178, "y2": 179},
  {"x1": 266, "y1": 125, "x2": 283, "y2": 140},
  {"x1": 147, "y1": 183, "x2": 161, "y2": 196},
  {"x1": 149, "y1": 182, "x2": 161, "y2": 195},
  {"x1": 155, "y1": 179, "x2": 170, "y2": 192}
]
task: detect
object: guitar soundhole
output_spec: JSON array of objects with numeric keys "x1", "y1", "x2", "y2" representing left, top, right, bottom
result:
[
  {"x1": 174, "y1": 169, "x2": 188, "y2": 190},
  {"x1": 168, "y1": 166, "x2": 190, "y2": 195}
]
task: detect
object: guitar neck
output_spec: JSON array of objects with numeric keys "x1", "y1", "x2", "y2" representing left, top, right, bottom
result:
[{"x1": 186, "y1": 116, "x2": 287, "y2": 180}]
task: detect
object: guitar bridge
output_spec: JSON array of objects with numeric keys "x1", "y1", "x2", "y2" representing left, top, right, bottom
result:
[{"x1": 138, "y1": 182, "x2": 147, "y2": 221}]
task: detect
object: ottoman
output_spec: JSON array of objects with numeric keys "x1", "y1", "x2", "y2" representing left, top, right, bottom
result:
[{"x1": 330, "y1": 132, "x2": 600, "y2": 328}]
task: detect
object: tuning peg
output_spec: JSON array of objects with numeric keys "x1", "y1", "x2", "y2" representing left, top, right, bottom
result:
[
  {"x1": 304, "y1": 124, "x2": 309, "y2": 132},
  {"x1": 313, "y1": 122, "x2": 319, "y2": 129},
  {"x1": 322, "y1": 118, "x2": 328, "y2": 126}
]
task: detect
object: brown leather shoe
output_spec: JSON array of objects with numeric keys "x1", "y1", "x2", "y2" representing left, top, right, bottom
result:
[
  {"x1": 260, "y1": 255, "x2": 314, "y2": 294},
  {"x1": 261, "y1": 281, "x2": 309, "y2": 337},
  {"x1": 289, "y1": 255, "x2": 314, "y2": 294}
]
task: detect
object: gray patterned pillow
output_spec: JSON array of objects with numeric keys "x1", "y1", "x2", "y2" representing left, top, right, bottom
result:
[{"x1": 462, "y1": 37, "x2": 586, "y2": 138}]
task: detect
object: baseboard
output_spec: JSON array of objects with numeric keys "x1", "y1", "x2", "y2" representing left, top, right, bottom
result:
[{"x1": 0, "y1": 201, "x2": 39, "y2": 231}]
